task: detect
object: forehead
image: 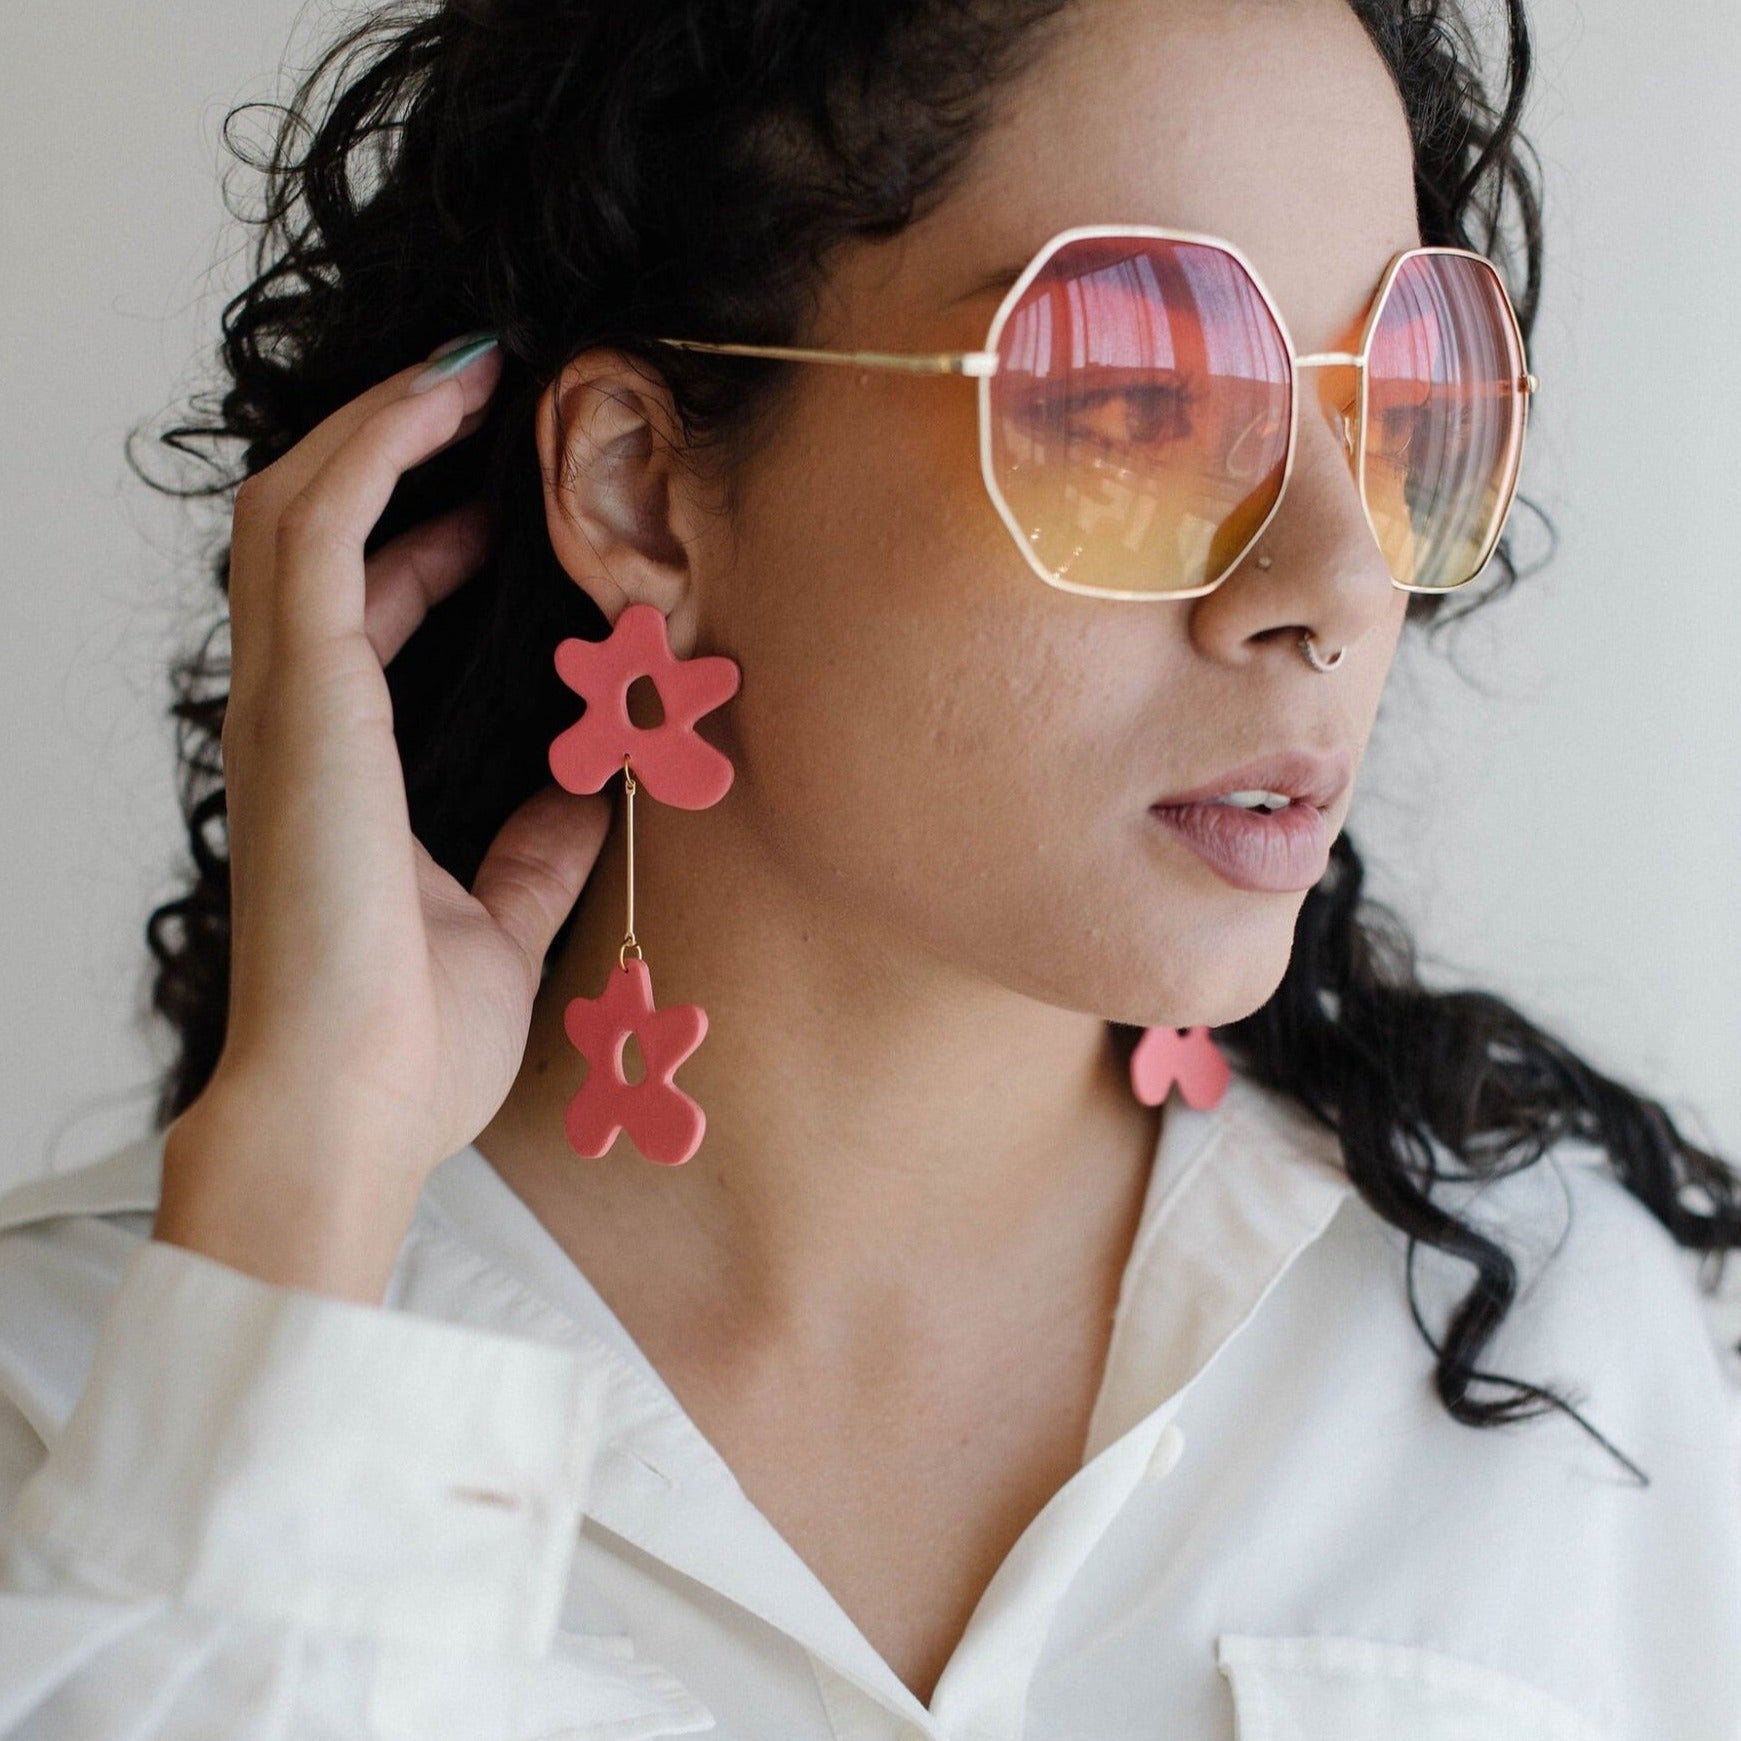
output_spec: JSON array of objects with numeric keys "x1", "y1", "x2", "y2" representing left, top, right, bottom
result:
[{"x1": 833, "y1": 0, "x2": 1422, "y2": 355}]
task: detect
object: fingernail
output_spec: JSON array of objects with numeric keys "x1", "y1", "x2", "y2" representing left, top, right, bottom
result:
[{"x1": 409, "y1": 331, "x2": 500, "y2": 394}]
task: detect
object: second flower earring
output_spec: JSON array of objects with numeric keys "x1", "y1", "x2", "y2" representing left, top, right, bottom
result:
[
  {"x1": 547, "y1": 602, "x2": 741, "y2": 1166},
  {"x1": 1129, "y1": 1024, "x2": 1230, "y2": 1111}
]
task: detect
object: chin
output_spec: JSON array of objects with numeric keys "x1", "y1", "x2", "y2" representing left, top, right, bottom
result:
[{"x1": 1125, "y1": 927, "x2": 1293, "y2": 1032}]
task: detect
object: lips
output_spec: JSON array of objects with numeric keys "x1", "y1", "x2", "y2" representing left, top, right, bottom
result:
[
  {"x1": 1148, "y1": 797, "x2": 1332, "y2": 893},
  {"x1": 1152, "y1": 746, "x2": 1352, "y2": 812}
]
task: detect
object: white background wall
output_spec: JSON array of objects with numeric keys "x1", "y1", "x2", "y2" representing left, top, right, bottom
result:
[{"x1": 2, "y1": 0, "x2": 1737, "y2": 1193}]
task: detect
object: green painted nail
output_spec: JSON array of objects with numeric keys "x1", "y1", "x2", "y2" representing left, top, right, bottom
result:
[{"x1": 409, "y1": 332, "x2": 500, "y2": 393}]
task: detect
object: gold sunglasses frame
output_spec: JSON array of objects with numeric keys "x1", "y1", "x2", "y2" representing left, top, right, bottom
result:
[{"x1": 650, "y1": 223, "x2": 1539, "y2": 602}]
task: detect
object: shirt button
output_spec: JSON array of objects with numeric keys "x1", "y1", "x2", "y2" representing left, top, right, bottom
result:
[{"x1": 1142, "y1": 1422, "x2": 1186, "y2": 1483}]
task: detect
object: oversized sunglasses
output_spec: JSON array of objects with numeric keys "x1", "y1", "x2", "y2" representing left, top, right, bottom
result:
[{"x1": 650, "y1": 224, "x2": 1538, "y2": 601}]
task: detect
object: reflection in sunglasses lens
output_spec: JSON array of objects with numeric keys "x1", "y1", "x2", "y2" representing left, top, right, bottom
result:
[
  {"x1": 1362, "y1": 252, "x2": 1528, "y2": 589},
  {"x1": 987, "y1": 234, "x2": 1292, "y2": 597}
]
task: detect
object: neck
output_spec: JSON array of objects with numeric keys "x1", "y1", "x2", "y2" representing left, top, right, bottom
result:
[{"x1": 474, "y1": 788, "x2": 1164, "y2": 1330}]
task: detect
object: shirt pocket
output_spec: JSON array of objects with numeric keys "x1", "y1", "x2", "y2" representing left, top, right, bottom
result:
[
  {"x1": 366, "y1": 1627, "x2": 717, "y2": 1740},
  {"x1": 1214, "y1": 1632, "x2": 1616, "y2": 1741}
]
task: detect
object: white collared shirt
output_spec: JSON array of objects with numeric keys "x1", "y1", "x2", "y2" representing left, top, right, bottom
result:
[{"x1": 0, "y1": 1065, "x2": 1736, "y2": 1741}]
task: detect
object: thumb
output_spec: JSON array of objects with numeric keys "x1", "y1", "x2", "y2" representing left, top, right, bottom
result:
[{"x1": 471, "y1": 784, "x2": 612, "y2": 975}]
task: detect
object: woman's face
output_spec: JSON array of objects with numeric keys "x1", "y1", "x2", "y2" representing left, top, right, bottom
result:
[{"x1": 554, "y1": 0, "x2": 1422, "y2": 1032}]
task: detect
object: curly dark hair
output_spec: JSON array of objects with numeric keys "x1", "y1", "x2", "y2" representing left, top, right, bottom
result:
[{"x1": 133, "y1": 0, "x2": 1740, "y2": 1485}]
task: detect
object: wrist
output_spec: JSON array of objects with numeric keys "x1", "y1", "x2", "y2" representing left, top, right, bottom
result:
[{"x1": 155, "y1": 1086, "x2": 431, "y2": 1305}]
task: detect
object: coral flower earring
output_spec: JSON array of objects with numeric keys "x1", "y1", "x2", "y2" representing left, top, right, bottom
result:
[
  {"x1": 548, "y1": 603, "x2": 741, "y2": 1165},
  {"x1": 1130, "y1": 1025, "x2": 1231, "y2": 1111},
  {"x1": 560, "y1": 771, "x2": 709, "y2": 1164},
  {"x1": 549, "y1": 602, "x2": 739, "y2": 808}
]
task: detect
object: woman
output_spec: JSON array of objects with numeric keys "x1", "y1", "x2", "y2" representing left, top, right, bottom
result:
[{"x1": 1, "y1": 0, "x2": 1736, "y2": 1734}]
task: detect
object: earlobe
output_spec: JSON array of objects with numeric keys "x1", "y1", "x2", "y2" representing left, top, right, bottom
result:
[{"x1": 533, "y1": 348, "x2": 698, "y2": 637}]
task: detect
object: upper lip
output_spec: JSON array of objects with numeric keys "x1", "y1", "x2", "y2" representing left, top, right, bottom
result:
[{"x1": 1152, "y1": 747, "x2": 1353, "y2": 812}]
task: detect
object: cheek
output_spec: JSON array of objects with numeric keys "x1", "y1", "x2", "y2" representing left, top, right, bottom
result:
[
  {"x1": 715, "y1": 379, "x2": 1181, "y2": 941},
  {"x1": 1350, "y1": 588, "x2": 1410, "y2": 719}
]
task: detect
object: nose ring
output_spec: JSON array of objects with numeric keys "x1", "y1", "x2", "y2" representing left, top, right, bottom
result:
[{"x1": 1250, "y1": 547, "x2": 1349, "y2": 671}]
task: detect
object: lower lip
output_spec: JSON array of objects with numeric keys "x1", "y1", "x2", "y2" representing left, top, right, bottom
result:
[{"x1": 1148, "y1": 799, "x2": 1331, "y2": 892}]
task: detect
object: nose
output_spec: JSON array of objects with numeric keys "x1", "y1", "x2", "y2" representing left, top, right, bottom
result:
[{"x1": 1189, "y1": 369, "x2": 1396, "y2": 666}]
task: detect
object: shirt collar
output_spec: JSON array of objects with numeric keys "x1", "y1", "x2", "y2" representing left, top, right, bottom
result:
[
  {"x1": 410, "y1": 1059, "x2": 1355, "y2": 1731},
  {"x1": 1081, "y1": 1064, "x2": 1354, "y2": 1458}
]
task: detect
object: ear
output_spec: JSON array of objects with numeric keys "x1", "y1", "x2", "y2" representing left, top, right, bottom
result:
[{"x1": 534, "y1": 348, "x2": 710, "y2": 656}]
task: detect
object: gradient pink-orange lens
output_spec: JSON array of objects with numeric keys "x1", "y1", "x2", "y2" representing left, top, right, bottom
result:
[
  {"x1": 1361, "y1": 251, "x2": 1528, "y2": 588},
  {"x1": 985, "y1": 236, "x2": 1292, "y2": 595}
]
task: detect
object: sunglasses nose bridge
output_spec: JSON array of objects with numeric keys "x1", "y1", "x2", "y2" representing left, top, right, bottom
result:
[
  {"x1": 1261, "y1": 354, "x2": 1391, "y2": 588},
  {"x1": 1293, "y1": 352, "x2": 1365, "y2": 468}
]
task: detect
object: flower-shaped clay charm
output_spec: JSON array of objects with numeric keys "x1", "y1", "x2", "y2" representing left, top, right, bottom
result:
[
  {"x1": 549, "y1": 602, "x2": 741, "y2": 809},
  {"x1": 562, "y1": 956, "x2": 709, "y2": 1165},
  {"x1": 1129, "y1": 1025, "x2": 1231, "y2": 1110}
]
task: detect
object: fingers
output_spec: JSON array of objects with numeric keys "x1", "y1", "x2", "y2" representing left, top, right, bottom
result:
[
  {"x1": 361, "y1": 496, "x2": 495, "y2": 667},
  {"x1": 268, "y1": 353, "x2": 503, "y2": 658},
  {"x1": 470, "y1": 786, "x2": 614, "y2": 986},
  {"x1": 227, "y1": 341, "x2": 502, "y2": 700}
]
